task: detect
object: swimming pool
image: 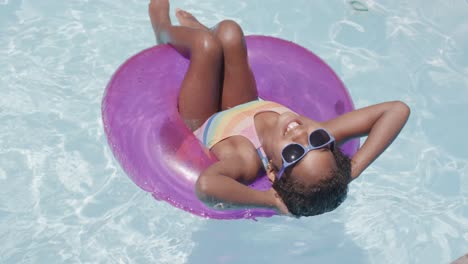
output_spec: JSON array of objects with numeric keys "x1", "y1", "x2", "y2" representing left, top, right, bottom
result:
[{"x1": 1, "y1": 0, "x2": 467, "y2": 263}]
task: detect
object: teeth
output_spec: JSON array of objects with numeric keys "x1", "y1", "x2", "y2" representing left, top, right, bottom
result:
[{"x1": 285, "y1": 121, "x2": 299, "y2": 135}]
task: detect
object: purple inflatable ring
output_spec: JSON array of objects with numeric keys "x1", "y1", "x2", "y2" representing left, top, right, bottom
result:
[{"x1": 102, "y1": 36, "x2": 359, "y2": 220}]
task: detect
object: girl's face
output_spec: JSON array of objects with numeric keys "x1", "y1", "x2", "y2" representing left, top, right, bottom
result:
[{"x1": 268, "y1": 112, "x2": 337, "y2": 185}]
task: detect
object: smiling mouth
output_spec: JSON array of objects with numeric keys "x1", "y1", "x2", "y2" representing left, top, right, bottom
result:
[{"x1": 284, "y1": 120, "x2": 301, "y2": 135}]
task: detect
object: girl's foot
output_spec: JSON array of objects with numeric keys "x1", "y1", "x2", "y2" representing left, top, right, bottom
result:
[
  {"x1": 148, "y1": 0, "x2": 171, "y2": 43},
  {"x1": 175, "y1": 8, "x2": 209, "y2": 31}
]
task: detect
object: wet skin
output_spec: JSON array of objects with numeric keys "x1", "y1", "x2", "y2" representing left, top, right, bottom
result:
[{"x1": 148, "y1": 0, "x2": 411, "y2": 214}]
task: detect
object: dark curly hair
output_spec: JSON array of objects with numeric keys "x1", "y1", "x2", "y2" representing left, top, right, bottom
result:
[{"x1": 272, "y1": 147, "x2": 351, "y2": 217}]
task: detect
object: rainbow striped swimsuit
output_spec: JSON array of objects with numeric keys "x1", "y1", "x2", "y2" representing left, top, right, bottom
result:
[{"x1": 193, "y1": 100, "x2": 293, "y2": 169}]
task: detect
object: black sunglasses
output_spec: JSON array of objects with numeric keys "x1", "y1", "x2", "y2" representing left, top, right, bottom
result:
[{"x1": 277, "y1": 128, "x2": 335, "y2": 179}]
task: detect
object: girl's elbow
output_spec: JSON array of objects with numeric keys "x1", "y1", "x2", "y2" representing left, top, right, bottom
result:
[
  {"x1": 195, "y1": 173, "x2": 212, "y2": 201},
  {"x1": 393, "y1": 100, "x2": 411, "y2": 119}
]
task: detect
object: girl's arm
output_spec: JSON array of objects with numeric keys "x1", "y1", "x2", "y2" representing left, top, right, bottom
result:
[
  {"x1": 322, "y1": 101, "x2": 410, "y2": 180},
  {"x1": 196, "y1": 159, "x2": 288, "y2": 213}
]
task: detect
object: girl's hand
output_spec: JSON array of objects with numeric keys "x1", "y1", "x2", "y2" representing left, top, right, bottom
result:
[
  {"x1": 267, "y1": 188, "x2": 289, "y2": 215},
  {"x1": 265, "y1": 162, "x2": 290, "y2": 215},
  {"x1": 266, "y1": 167, "x2": 276, "y2": 183}
]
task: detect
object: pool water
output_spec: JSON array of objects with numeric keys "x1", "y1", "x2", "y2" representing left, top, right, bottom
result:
[{"x1": 1, "y1": 0, "x2": 467, "y2": 263}]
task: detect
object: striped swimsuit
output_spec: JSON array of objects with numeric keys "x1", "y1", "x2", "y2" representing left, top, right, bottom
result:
[{"x1": 193, "y1": 100, "x2": 294, "y2": 170}]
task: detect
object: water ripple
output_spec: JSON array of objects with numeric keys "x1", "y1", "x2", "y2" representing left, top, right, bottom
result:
[{"x1": 1, "y1": 0, "x2": 467, "y2": 263}]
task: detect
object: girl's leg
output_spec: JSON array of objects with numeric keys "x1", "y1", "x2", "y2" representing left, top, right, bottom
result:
[
  {"x1": 149, "y1": 0, "x2": 223, "y2": 130},
  {"x1": 176, "y1": 11, "x2": 258, "y2": 110}
]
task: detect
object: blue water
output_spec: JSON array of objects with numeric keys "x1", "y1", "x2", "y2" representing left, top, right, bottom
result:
[{"x1": 1, "y1": 0, "x2": 467, "y2": 263}]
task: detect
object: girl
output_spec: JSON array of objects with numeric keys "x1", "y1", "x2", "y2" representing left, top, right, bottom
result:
[{"x1": 148, "y1": 0, "x2": 410, "y2": 216}]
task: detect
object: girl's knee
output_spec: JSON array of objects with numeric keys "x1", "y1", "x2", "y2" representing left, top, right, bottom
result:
[
  {"x1": 192, "y1": 31, "x2": 223, "y2": 59},
  {"x1": 215, "y1": 20, "x2": 245, "y2": 48}
]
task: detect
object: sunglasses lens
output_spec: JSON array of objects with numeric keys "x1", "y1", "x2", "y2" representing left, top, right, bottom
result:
[
  {"x1": 309, "y1": 129, "x2": 331, "y2": 147},
  {"x1": 282, "y1": 144, "x2": 305, "y2": 163}
]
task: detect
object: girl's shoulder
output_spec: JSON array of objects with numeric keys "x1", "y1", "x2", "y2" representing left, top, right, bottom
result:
[{"x1": 211, "y1": 136, "x2": 264, "y2": 182}]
